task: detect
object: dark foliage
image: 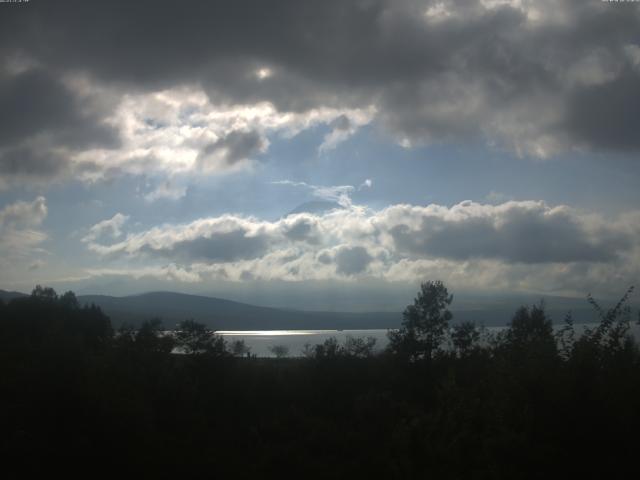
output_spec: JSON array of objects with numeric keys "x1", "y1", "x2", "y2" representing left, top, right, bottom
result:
[
  {"x1": 175, "y1": 318, "x2": 227, "y2": 356},
  {"x1": 387, "y1": 280, "x2": 453, "y2": 359},
  {"x1": 303, "y1": 335, "x2": 377, "y2": 360},
  {"x1": 1, "y1": 283, "x2": 639, "y2": 478},
  {"x1": 451, "y1": 320, "x2": 481, "y2": 356}
]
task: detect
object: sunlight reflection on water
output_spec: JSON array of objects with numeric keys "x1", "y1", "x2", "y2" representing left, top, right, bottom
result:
[
  {"x1": 217, "y1": 330, "x2": 326, "y2": 336},
  {"x1": 214, "y1": 324, "x2": 640, "y2": 358}
]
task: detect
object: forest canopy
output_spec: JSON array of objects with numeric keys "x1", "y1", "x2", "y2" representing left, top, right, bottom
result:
[{"x1": 1, "y1": 282, "x2": 639, "y2": 478}]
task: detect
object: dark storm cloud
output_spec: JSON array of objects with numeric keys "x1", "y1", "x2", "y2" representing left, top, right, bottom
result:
[
  {"x1": 389, "y1": 204, "x2": 630, "y2": 264},
  {"x1": 565, "y1": 68, "x2": 640, "y2": 151},
  {"x1": 0, "y1": 68, "x2": 119, "y2": 184},
  {"x1": 0, "y1": 69, "x2": 78, "y2": 145},
  {"x1": 0, "y1": 146, "x2": 68, "y2": 180},
  {"x1": 1, "y1": 0, "x2": 639, "y2": 170},
  {"x1": 0, "y1": 68, "x2": 117, "y2": 148}
]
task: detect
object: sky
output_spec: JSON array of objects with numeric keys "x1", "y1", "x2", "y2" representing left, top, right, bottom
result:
[{"x1": 1, "y1": 0, "x2": 639, "y2": 310}]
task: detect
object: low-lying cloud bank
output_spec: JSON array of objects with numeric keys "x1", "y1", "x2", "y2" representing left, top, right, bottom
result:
[{"x1": 83, "y1": 200, "x2": 640, "y2": 295}]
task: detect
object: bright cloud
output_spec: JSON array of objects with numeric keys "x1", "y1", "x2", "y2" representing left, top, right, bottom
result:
[
  {"x1": 1, "y1": 0, "x2": 639, "y2": 302},
  {"x1": 82, "y1": 199, "x2": 640, "y2": 295},
  {"x1": 82, "y1": 213, "x2": 130, "y2": 244},
  {"x1": 65, "y1": 86, "x2": 376, "y2": 182},
  {"x1": 0, "y1": 197, "x2": 48, "y2": 259},
  {"x1": 272, "y1": 180, "x2": 373, "y2": 208}
]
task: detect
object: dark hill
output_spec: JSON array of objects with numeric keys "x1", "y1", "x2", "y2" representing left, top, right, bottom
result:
[
  {"x1": 0, "y1": 290, "x2": 28, "y2": 303},
  {"x1": 77, "y1": 291, "x2": 401, "y2": 330},
  {"x1": 2, "y1": 288, "x2": 608, "y2": 330}
]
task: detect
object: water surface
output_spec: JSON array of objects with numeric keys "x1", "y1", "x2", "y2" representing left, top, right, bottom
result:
[
  {"x1": 217, "y1": 329, "x2": 389, "y2": 357},
  {"x1": 217, "y1": 323, "x2": 640, "y2": 357}
]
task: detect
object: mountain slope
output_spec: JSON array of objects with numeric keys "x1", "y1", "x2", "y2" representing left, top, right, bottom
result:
[
  {"x1": 3, "y1": 289, "x2": 607, "y2": 330},
  {"x1": 78, "y1": 291, "x2": 401, "y2": 330},
  {"x1": 0, "y1": 290, "x2": 28, "y2": 303}
]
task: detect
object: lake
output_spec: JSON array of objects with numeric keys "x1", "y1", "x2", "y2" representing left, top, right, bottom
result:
[
  {"x1": 217, "y1": 323, "x2": 640, "y2": 357},
  {"x1": 217, "y1": 329, "x2": 390, "y2": 357}
]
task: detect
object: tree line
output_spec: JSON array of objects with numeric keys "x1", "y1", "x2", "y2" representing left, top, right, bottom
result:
[{"x1": 1, "y1": 281, "x2": 639, "y2": 478}]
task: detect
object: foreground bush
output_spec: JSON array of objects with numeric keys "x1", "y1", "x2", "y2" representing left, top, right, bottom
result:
[{"x1": 0, "y1": 284, "x2": 638, "y2": 478}]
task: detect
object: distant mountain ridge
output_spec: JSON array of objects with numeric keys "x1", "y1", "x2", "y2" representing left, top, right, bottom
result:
[
  {"x1": 0, "y1": 290, "x2": 27, "y2": 303},
  {"x1": 1, "y1": 289, "x2": 610, "y2": 330},
  {"x1": 3, "y1": 288, "x2": 399, "y2": 329},
  {"x1": 286, "y1": 200, "x2": 344, "y2": 216},
  {"x1": 78, "y1": 291, "x2": 401, "y2": 330}
]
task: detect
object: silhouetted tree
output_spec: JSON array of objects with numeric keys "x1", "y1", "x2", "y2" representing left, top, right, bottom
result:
[
  {"x1": 343, "y1": 335, "x2": 377, "y2": 358},
  {"x1": 301, "y1": 342, "x2": 315, "y2": 358},
  {"x1": 59, "y1": 290, "x2": 80, "y2": 310},
  {"x1": 321, "y1": 336, "x2": 340, "y2": 357},
  {"x1": 4, "y1": 283, "x2": 640, "y2": 478},
  {"x1": 175, "y1": 319, "x2": 226, "y2": 355},
  {"x1": 134, "y1": 318, "x2": 175, "y2": 354},
  {"x1": 502, "y1": 302, "x2": 557, "y2": 362},
  {"x1": 303, "y1": 336, "x2": 378, "y2": 359},
  {"x1": 269, "y1": 344, "x2": 289, "y2": 358},
  {"x1": 0, "y1": 286, "x2": 112, "y2": 350},
  {"x1": 555, "y1": 311, "x2": 576, "y2": 360},
  {"x1": 387, "y1": 280, "x2": 453, "y2": 359},
  {"x1": 587, "y1": 286, "x2": 634, "y2": 352},
  {"x1": 31, "y1": 284, "x2": 57, "y2": 302},
  {"x1": 230, "y1": 339, "x2": 251, "y2": 357},
  {"x1": 451, "y1": 321, "x2": 480, "y2": 356},
  {"x1": 572, "y1": 286, "x2": 637, "y2": 364},
  {"x1": 507, "y1": 303, "x2": 553, "y2": 344}
]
